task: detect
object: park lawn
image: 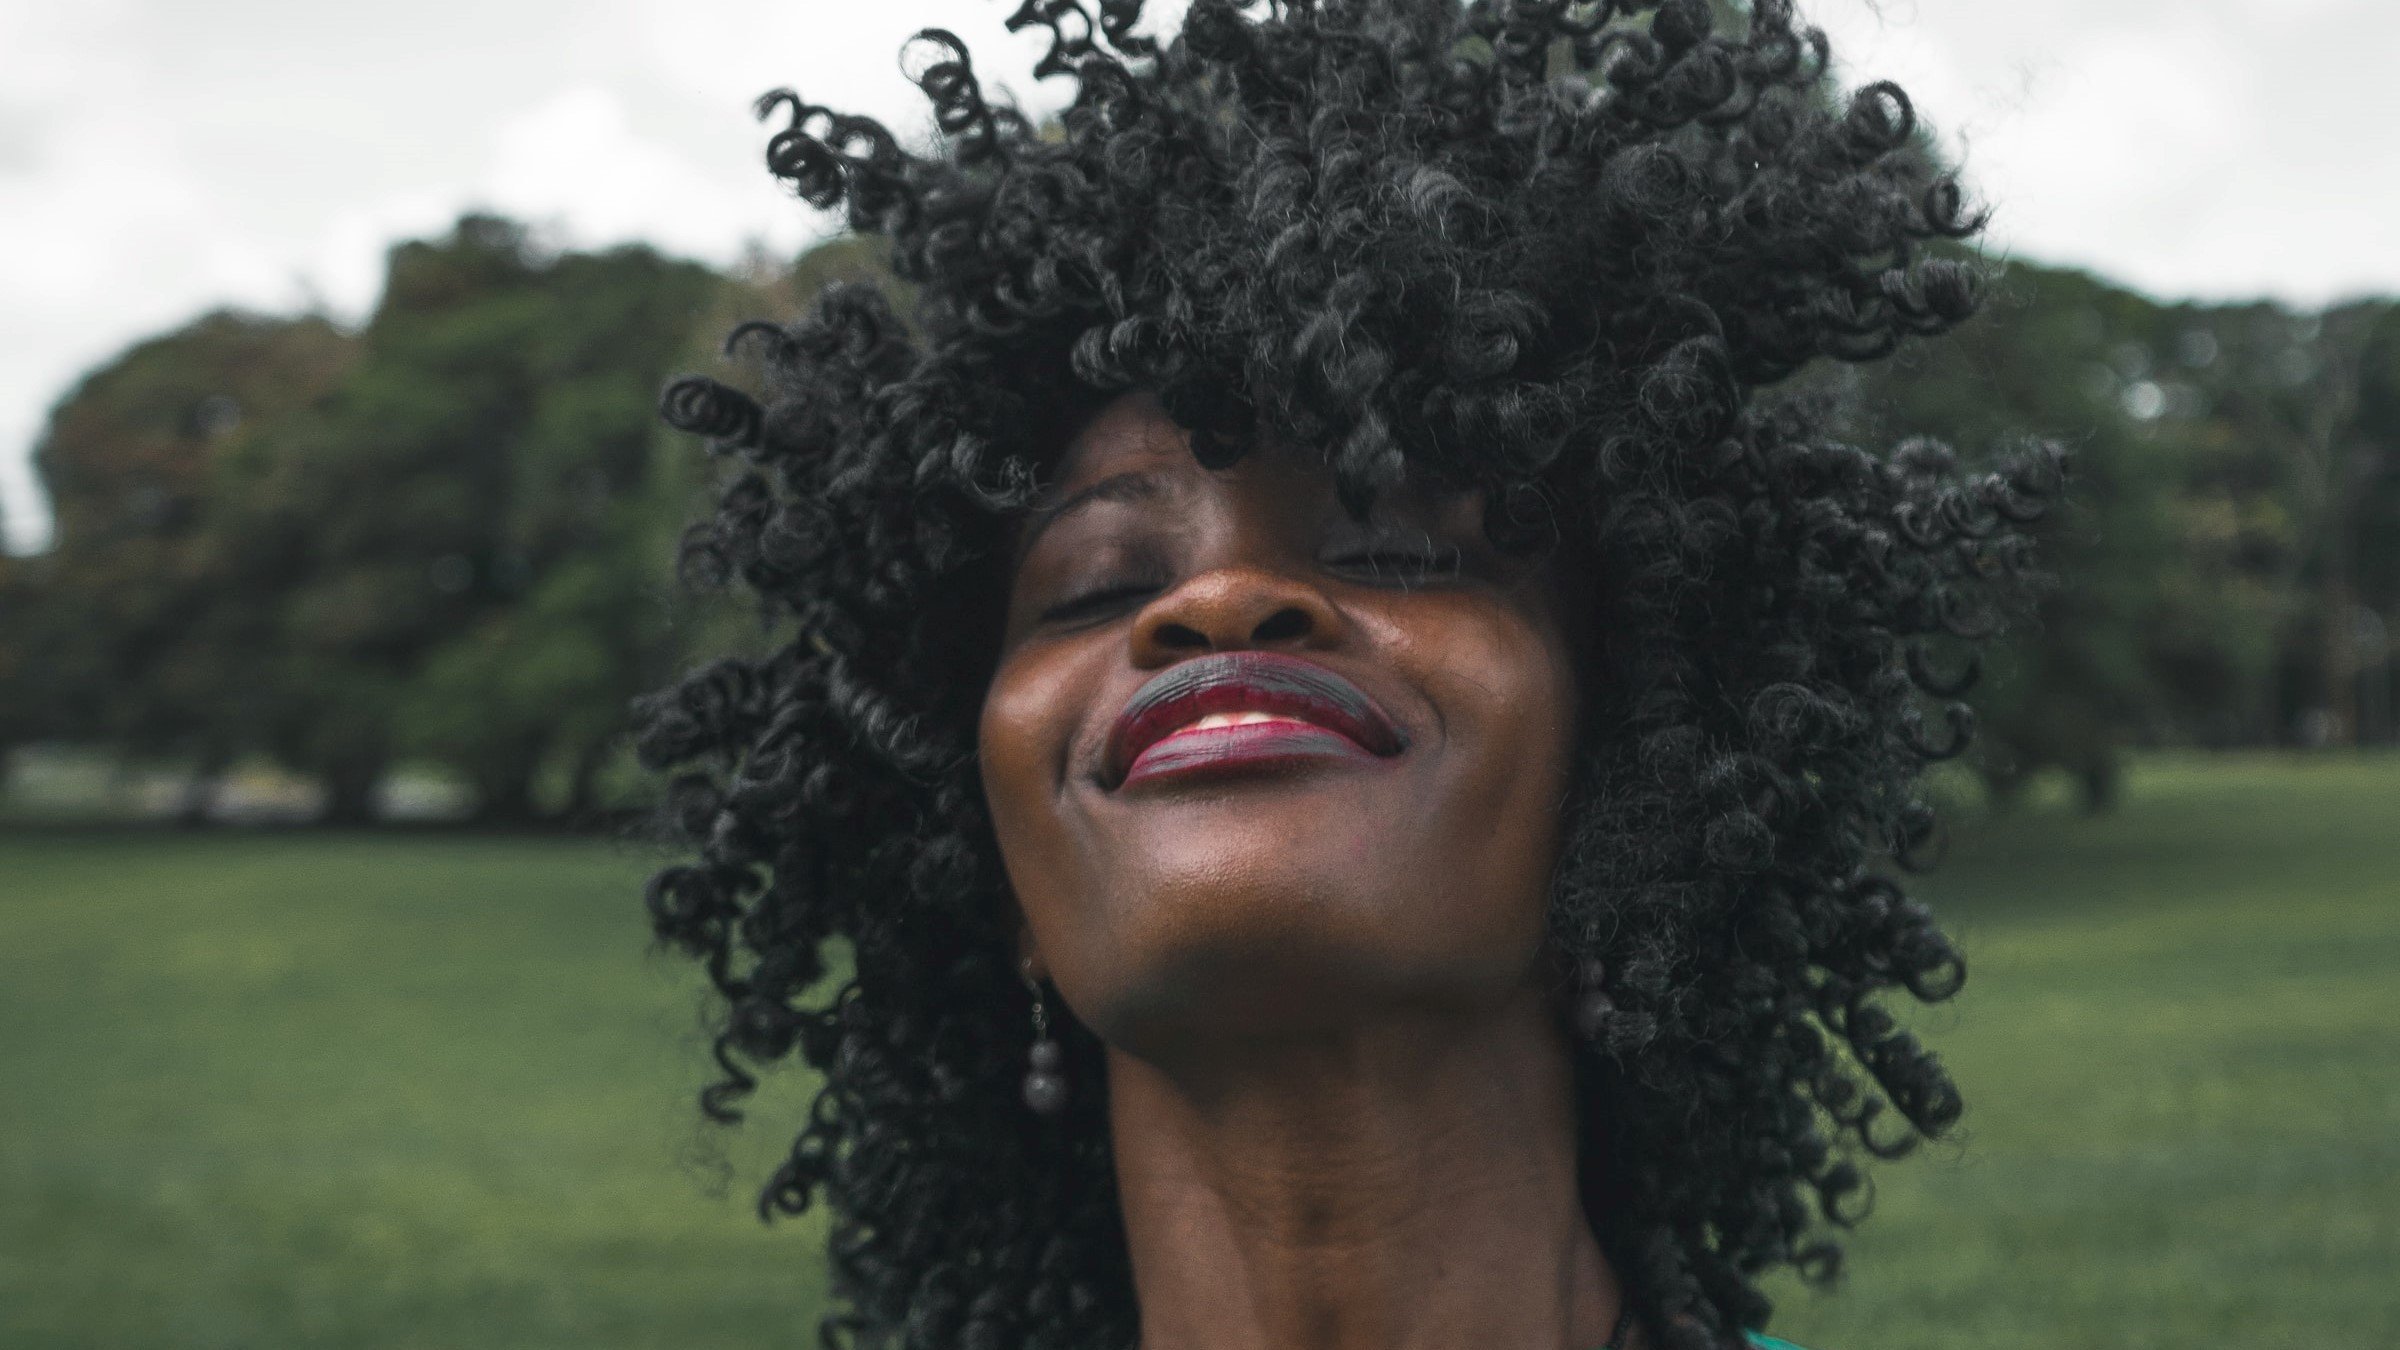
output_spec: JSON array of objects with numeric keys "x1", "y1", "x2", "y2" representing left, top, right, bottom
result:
[
  {"x1": 2, "y1": 752, "x2": 2396, "y2": 1349},
  {"x1": 0, "y1": 832, "x2": 825, "y2": 1350},
  {"x1": 1768, "y1": 752, "x2": 2400, "y2": 1350}
]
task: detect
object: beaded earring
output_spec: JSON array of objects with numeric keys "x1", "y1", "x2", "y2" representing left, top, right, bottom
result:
[
  {"x1": 1573, "y1": 956, "x2": 1615, "y2": 1043},
  {"x1": 1020, "y1": 958, "x2": 1067, "y2": 1117}
]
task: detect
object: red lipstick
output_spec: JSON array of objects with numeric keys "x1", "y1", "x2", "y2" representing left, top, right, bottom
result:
[{"x1": 1103, "y1": 651, "x2": 1407, "y2": 790}]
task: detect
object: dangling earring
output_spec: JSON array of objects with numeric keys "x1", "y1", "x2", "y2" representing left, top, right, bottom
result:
[
  {"x1": 1020, "y1": 958, "x2": 1067, "y2": 1117},
  {"x1": 1573, "y1": 956, "x2": 1615, "y2": 1043}
]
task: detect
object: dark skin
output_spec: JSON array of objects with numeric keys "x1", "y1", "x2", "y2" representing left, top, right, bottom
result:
[{"x1": 979, "y1": 391, "x2": 1635, "y2": 1350}]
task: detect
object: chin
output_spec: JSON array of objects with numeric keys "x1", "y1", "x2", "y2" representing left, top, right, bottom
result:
[{"x1": 1070, "y1": 844, "x2": 1532, "y2": 1056}]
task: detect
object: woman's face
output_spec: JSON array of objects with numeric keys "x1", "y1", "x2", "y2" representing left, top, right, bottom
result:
[{"x1": 978, "y1": 392, "x2": 1586, "y2": 1058}]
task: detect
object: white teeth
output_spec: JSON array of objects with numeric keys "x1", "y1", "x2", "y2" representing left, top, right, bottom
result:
[{"x1": 1178, "y1": 710, "x2": 1312, "y2": 733}]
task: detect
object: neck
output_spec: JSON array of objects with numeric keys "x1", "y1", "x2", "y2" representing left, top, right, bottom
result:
[{"x1": 1107, "y1": 983, "x2": 1626, "y2": 1350}]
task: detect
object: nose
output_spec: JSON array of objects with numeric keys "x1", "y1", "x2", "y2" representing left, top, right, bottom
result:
[{"x1": 1129, "y1": 564, "x2": 1346, "y2": 668}]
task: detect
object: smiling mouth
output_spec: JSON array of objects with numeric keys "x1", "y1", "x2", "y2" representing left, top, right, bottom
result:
[{"x1": 1102, "y1": 652, "x2": 1408, "y2": 790}]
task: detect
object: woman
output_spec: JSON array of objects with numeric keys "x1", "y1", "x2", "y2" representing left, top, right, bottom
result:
[{"x1": 639, "y1": 1, "x2": 2062, "y2": 1347}]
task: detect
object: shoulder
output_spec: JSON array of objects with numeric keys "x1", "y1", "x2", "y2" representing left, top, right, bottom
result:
[{"x1": 1746, "y1": 1335, "x2": 1812, "y2": 1350}]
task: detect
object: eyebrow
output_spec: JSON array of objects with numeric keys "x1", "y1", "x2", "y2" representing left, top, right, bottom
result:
[{"x1": 1015, "y1": 469, "x2": 1176, "y2": 558}]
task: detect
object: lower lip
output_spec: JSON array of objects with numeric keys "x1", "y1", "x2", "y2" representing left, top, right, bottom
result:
[{"x1": 1120, "y1": 722, "x2": 1381, "y2": 789}]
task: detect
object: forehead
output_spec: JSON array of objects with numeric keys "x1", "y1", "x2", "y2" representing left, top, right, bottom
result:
[
  {"x1": 1037, "y1": 391, "x2": 1466, "y2": 519},
  {"x1": 1046, "y1": 391, "x2": 1195, "y2": 490}
]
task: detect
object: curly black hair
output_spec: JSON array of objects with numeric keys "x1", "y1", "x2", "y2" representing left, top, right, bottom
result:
[{"x1": 633, "y1": 2, "x2": 2064, "y2": 1347}]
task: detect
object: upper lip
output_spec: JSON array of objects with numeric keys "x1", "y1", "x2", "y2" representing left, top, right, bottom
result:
[{"x1": 1101, "y1": 651, "x2": 1408, "y2": 787}]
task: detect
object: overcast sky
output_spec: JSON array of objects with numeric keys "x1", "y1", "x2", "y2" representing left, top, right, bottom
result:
[{"x1": 5, "y1": 0, "x2": 2397, "y2": 552}]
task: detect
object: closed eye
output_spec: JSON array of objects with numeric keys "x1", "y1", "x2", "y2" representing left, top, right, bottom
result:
[
  {"x1": 1038, "y1": 581, "x2": 1160, "y2": 625},
  {"x1": 1325, "y1": 546, "x2": 1465, "y2": 587}
]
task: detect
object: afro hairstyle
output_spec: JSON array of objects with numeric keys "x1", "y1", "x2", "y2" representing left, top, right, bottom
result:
[{"x1": 635, "y1": 1, "x2": 2065, "y2": 1347}]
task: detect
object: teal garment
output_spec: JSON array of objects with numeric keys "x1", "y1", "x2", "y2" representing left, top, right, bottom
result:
[{"x1": 1747, "y1": 1335, "x2": 1808, "y2": 1350}]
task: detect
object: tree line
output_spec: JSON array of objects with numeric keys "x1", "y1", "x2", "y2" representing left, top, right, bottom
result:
[
  {"x1": 1840, "y1": 262, "x2": 2400, "y2": 806},
  {"x1": 1, "y1": 212, "x2": 2393, "y2": 823}
]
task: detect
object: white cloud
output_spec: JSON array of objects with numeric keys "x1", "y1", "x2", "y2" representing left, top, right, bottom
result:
[
  {"x1": 480, "y1": 86, "x2": 761, "y2": 256},
  {"x1": 1811, "y1": 0, "x2": 2400, "y2": 301}
]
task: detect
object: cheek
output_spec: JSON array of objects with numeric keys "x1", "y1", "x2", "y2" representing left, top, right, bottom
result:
[
  {"x1": 1407, "y1": 599, "x2": 1580, "y2": 905},
  {"x1": 977, "y1": 643, "x2": 1106, "y2": 944},
  {"x1": 1410, "y1": 595, "x2": 1577, "y2": 768},
  {"x1": 978, "y1": 649, "x2": 1065, "y2": 845}
]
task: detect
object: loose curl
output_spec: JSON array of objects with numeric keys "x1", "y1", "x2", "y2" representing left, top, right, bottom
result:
[{"x1": 635, "y1": 2, "x2": 2064, "y2": 1347}]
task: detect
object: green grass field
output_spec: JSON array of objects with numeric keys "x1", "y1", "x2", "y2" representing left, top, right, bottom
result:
[{"x1": 3, "y1": 753, "x2": 2395, "y2": 1349}]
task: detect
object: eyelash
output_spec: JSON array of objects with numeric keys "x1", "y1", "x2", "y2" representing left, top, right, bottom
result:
[
  {"x1": 1328, "y1": 547, "x2": 1464, "y2": 584},
  {"x1": 1039, "y1": 581, "x2": 1163, "y2": 624},
  {"x1": 1037, "y1": 547, "x2": 1463, "y2": 625}
]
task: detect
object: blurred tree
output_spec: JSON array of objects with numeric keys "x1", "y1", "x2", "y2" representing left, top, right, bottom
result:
[
  {"x1": 12, "y1": 309, "x2": 359, "y2": 819},
  {"x1": 0, "y1": 551, "x2": 43, "y2": 788},
  {"x1": 1839, "y1": 262, "x2": 2288, "y2": 808},
  {"x1": 2277, "y1": 302, "x2": 2400, "y2": 745},
  {"x1": 2156, "y1": 297, "x2": 2400, "y2": 747},
  {"x1": 2347, "y1": 305, "x2": 2400, "y2": 744},
  {"x1": 226, "y1": 215, "x2": 722, "y2": 823},
  {"x1": 1831, "y1": 259, "x2": 2400, "y2": 801}
]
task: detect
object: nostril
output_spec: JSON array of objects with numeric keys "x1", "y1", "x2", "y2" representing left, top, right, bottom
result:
[
  {"x1": 1157, "y1": 621, "x2": 1211, "y2": 649},
  {"x1": 1252, "y1": 607, "x2": 1311, "y2": 643}
]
